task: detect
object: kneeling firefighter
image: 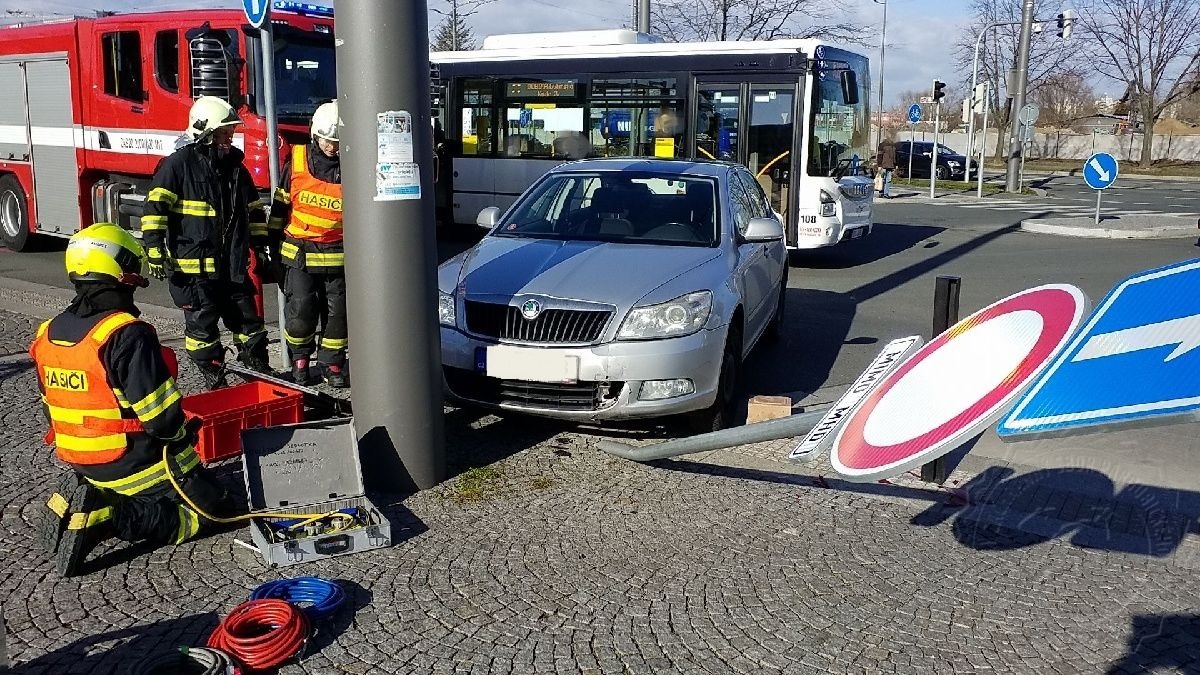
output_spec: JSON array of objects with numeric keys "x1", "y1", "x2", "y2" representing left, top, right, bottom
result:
[
  {"x1": 31, "y1": 224, "x2": 241, "y2": 577},
  {"x1": 269, "y1": 100, "x2": 349, "y2": 387}
]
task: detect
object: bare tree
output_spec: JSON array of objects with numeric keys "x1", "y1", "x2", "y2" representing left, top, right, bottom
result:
[
  {"x1": 1032, "y1": 72, "x2": 1097, "y2": 126},
  {"x1": 954, "y1": 0, "x2": 1088, "y2": 158},
  {"x1": 429, "y1": 0, "x2": 495, "y2": 51},
  {"x1": 652, "y1": 0, "x2": 868, "y2": 45},
  {"x1": 1076, "y1": 0, "x2": 1200, "y2": 166}
]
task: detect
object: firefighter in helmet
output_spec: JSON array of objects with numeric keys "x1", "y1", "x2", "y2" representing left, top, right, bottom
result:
[
  {"x1": 143, "y1": 96, "x2": 275, "y2": 390},
  {"x1": 31, "y1": 223, "x2": 240, "y2": 577},
  {"x1": 268, "y1": 100, "x2": 349, "y2": 387}
]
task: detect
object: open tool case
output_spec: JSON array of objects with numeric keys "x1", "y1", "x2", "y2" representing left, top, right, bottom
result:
[{"x1": 241, "y1": 418, "x2": 391, "y2": 568}]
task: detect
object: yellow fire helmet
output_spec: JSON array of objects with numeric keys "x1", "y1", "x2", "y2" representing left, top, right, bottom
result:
[{"x1": 65, "y1": 223, "x2": 149, "y2": 288}]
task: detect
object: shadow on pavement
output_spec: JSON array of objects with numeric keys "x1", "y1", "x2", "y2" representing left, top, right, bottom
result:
[
  {"x1": 1105, "y1": 614, "x2": 1200, "y2": 674},
  {"x1": 790, "y1": 222, "x2": 945, "y2": 270},
  {"x1": 911, "y1": 466, "x2": 1200, "y2": 558},
  {"x1": 11, "y1": 611, "x2": 220, "y2": 675},
  {"x1": 307, "y1": 579, "x2": 372, "y2": 655}
]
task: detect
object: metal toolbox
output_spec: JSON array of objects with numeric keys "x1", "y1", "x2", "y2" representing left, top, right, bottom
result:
[{"x1": 240, "y1": 418, "x2": 391, "y2": 568}]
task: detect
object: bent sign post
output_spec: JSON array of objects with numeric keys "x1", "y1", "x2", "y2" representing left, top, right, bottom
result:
[
  {"x1": 831, "y1": 285, "x2": 1089, "y2": 482},
  {"x1": 790, "y1": 336, "x2": 923, "y2": 461}
]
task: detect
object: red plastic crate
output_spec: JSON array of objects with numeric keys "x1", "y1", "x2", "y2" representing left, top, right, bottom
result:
[{"x1": 182, "y1": 382, "x2": 305, "y2": 464}]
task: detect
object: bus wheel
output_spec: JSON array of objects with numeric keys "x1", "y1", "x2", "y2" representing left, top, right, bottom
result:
[{"x1": 0, "y1": 175, "x2": 32, "y2": 252}]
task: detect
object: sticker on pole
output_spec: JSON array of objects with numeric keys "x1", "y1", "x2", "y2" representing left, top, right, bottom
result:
[
  {"x1": 999, "y1": 258, "x2": 1200, "y2": 438},
  {"x1": 831, "y1": 284, "x2": 1089, "y2": 482},
  {"x1": 375, "y1": 110, "x2": 420, "y2": 201},
  {"x1": 790, "y1": 336, "x2": 923, "y2": 461}
]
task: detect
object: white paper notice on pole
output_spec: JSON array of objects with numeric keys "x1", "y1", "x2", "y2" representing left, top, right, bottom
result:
[
  {"x1": 375, "y1": 162, "x2": 420, "y2": 201},
  {"x1": 789, "y1": 335, "x2": 924, "y2": 461},
  {"x1": 377, "y1": 110, "x2": 414, "y2": 163}
]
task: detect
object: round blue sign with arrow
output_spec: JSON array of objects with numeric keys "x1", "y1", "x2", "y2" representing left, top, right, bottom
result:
[
  {"x1": 243, "y1": 0, "x2": 270, "y2": 28},
  {"x1": 907, "y1": 104, "x2": 922, "y2": 124},
  {"x1": 1083, "y1": 152, "x2": 1119, "y2": 190}
]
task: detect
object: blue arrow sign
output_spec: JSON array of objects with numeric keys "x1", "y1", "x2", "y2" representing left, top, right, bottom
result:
[
  {"x1": 1083, "y1": 151, "x2": 1118, "y2": 190},
  {"x1": 244, "y1": 0, "x2": 270, "y2": 28},
  {"x1": 907, "y1": 104, "x2": 922, "y2": 124},
  {"x1": 999, "y1": 258, "x2": 1200, "y2": 439}
]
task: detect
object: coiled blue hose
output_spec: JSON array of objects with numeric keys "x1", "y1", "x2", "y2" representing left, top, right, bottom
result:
[{"x1": 249, "y1": 577, "x2": 346, "y2": 620}]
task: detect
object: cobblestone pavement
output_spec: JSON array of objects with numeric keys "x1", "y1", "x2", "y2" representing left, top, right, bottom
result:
[{"x1": 2, "y1": 301, "x2": 1199, "y2": 674}]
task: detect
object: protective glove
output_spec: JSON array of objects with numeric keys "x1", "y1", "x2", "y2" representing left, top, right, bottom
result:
[
  {"x1": 146, "y1": 247, "x2": 169, "y2": 280},
  {"x1": 254, "y1": 245, "x2": 285, "y2": 284}
]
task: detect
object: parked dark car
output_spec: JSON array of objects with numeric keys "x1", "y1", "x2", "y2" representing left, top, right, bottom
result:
[{"x1": 893, "y1": 141, "x2": 978, "y2": 180}]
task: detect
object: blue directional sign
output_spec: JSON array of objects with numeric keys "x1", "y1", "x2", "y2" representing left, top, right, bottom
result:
[
  {"x1": 999, "y1": 258, "x2": 1200, "y2": 439},
  {"x1": 243, "y1": 0, "x2": 270, "y2": 28},
  {"x1": 1083, "y1": 152, "x2": 1119, "y2": 190},
  {"x1": 907, "y1": 104, "x2": 922, "y2": 124}
]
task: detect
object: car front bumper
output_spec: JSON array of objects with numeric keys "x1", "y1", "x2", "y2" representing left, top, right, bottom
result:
[{"x1": 440, "y1": 325, "x2": 727, "y2": 421}]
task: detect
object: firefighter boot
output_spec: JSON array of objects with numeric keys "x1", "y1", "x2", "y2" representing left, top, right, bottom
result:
[
  {"x1": 39, "y1": 472, "x2": 85, "y2": 555},
  {"x1": 323, "y1": 363, "x2": 349, "y2": 389},
  {"x1": 196, "y1": 359, "x2": 228, "y2": 390},
  {"x1": 291, "y1": 357, "x2": 315, "y2": 385},
  {"x1": 238, "y1": 345, "x2": 275, "y2": 377},
  {"x1": 55, "y1": 480, "x2": 113, "y2": 577}
]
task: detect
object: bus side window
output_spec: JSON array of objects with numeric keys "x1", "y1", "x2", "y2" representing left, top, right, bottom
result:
[{"x1": 457, "y1": 78, "x2": 494, "y2": 156}]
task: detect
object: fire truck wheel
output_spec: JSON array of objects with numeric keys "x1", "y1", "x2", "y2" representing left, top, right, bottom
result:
[{"x1": 0, "y1": 175, "x2": 32, "y2": 252}]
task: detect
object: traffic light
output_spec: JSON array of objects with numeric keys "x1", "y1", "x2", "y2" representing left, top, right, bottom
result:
[
  {"x1": 972, "y1": 82, "x2": 988, "y2": 114},
  {"x1": 1057, "y1": 9, "x2": 1076, "y2": 39},
  {"x1": 932, "y1": 80, "x2": 947, "y2": 103}
]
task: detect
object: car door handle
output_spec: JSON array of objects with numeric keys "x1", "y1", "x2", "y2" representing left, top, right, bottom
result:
[{"x1": 130, "y1": 105, "x2": 144, "y2": 113}]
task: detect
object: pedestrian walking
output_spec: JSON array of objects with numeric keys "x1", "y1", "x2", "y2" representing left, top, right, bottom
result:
[
  {"x1": 268, "y1": 101, "x2": 349, "y2": 387},
  {"x1": 142, "y1": 96, "x2": 275, "y2": 389},
  {"x1": 32, "y1": 224, "x2": 241, "y2": 577},
  {"x1": 877, "y1": 138, "x2": 897, "y2": 199}
]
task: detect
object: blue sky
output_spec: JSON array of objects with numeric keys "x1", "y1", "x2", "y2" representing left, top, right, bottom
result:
[{"x1": 3, "y1": 0, "x2": 970, "y2": 107}]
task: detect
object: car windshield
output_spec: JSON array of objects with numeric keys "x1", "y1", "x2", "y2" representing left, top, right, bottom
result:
[{"x1": 493, "y1": 172, "x2": 719, "y2": 246}]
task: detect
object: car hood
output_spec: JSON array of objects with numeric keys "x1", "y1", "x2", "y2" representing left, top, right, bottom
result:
[{"x1": 450, "y1": 236, "x2": 721, "y2": 307}]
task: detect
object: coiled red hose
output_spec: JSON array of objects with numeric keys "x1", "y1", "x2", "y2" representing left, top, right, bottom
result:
[{"x1": 206, "y1": 599, "x2": 310, "y2": 671}]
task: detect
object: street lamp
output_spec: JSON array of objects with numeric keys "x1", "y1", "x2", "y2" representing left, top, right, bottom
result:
[{"x1": 874, "y1": 0, "x2": 887, "y2": 150}]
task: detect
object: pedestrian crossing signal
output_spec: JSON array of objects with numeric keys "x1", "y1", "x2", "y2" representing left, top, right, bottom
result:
[
  {"x1": 1057, "y1": 9, "x2": 1076, "y2": 39},
  {"x1": 932, "y1": 80, "x2": 946, "y2": 103}
]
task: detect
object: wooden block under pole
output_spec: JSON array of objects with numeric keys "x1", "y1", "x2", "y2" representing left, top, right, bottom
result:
[{"x1": 746, "y1": 395, "x2": 793, "y2": 424}]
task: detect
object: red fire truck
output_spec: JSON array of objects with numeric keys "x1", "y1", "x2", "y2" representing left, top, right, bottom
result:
[{"x1": 0, "y1": 3, "x2": 335, "y2": 252}]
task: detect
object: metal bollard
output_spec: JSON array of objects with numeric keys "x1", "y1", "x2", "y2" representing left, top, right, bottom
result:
[{"x1": 921, "y1": 275, "x2": 961, "y2": 484}]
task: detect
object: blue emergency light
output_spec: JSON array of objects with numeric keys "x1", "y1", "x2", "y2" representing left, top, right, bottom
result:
[{"x1": 273, "y1": 1, "x2": 334, "y2": 17}]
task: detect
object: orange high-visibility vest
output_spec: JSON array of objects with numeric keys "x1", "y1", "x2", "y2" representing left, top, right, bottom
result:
[
  {"x1": 29, "y1": 312, "x2": 145, "y2": 465},
  {"x1": 285, "y1": 145, "x2": 343, "y2": 245}
]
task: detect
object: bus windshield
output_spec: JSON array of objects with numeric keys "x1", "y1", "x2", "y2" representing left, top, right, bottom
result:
[
  {"x1": 270, "y1": 29, "x2": 337, "y2": 121},
  {"x1": 807, "y1": 48, "x2": 871, "y2": 177}
]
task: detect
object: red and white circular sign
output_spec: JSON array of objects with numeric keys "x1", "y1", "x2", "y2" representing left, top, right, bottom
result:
[{"x1": 831, "y1": 284, "x2": 1088, "y2": 482}]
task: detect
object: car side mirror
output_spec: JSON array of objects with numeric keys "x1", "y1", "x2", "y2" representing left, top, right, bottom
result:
[
  {"x1": 742, "y1": 217, "x2": 784, "y2": 243},
  {"x1": 476, "y1": 206, "x2": 501, "y2": 230}
]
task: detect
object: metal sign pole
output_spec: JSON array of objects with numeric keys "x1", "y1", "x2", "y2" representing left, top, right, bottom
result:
[
  {"x1": 1019, "y1": 125, "x2": 1027, "y2": 192},
  {"x1": 977, "y1": 84, "x2": 990, "y2": 198},
  {"x1": 930, "y1": 102, "x2": 940, "y2": 199},
  {"x1": 908, "y1": 124, "x2": 914, "y2": 181},
  {"x1": 259, "y1": 19, "x2": 287, "y2": 368},
  {"x1": 1095, "y1": 189, "x2": 1102, "y2": 226}
]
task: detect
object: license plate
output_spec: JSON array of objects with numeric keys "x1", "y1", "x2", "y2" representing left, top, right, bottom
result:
[{"x1": 483, "y1": 345, "x2": 579, "y2": 383}]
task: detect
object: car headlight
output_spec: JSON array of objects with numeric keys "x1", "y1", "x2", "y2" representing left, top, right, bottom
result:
[
  {"x1": 438, "y1": 290, "x2": 456, "y2": 326},
  {"x1": 618, "y1": 291, "x2": 712, "y2": 340},
  {"x1": 947, "y1": 161, "x2": 961, "y2": 168}
]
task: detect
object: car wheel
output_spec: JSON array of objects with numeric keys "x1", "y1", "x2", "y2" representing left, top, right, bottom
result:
[
  {"x1": 0, "y1": 175, "x2": 32, "y2": 252},
  {"x1": 935, "y1": 165, "x2": 948, "y2": 181},
  {"x1": 764, "y1": 267, "x2": 788, "y2": 342},
  {"x1": 687, "y1": 324, "x2": 742, "y2": 434}
]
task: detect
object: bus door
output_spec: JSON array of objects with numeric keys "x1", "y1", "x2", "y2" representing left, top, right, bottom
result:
[{"x1": 691, "y1": 78, "x2": 801, "y2": 236}]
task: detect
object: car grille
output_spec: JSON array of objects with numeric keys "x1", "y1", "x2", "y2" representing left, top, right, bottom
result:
[
  {"x1": 465, "y1": 300, "x2": 611, "y2": 344},
  {"x1": 444, "y1": 367, "x2": 622, "y2": 412}
]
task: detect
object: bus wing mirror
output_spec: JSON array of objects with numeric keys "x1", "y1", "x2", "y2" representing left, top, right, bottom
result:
[{"x1": 840, "y1": 71, "x2": 859, "y2": 105}]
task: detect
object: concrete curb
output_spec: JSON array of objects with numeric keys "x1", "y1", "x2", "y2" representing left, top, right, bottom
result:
[{"x1": 1021, "y1": 219, "x2": 1197, "y2": 239}]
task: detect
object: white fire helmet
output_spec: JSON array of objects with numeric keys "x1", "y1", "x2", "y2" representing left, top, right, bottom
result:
[
  {"x1": 187, "y1": 96, "x2": 242, "y2": 142},
  {"x1": 311, "y1": 100, "x2": 340, "y2": 142}
]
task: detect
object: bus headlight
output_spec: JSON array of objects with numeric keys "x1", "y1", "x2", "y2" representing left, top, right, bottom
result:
[{"x1": 819, "y1": 189, "x2": 837, "y2": 217}]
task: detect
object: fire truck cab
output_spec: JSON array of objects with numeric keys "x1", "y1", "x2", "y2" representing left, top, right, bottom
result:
[{"x1": 0, "y1": 4, "x2": 335, "y2": 251}]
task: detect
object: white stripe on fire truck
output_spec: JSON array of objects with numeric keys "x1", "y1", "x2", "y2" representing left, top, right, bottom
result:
[{"x1": 0, "y1": 125, "x2": 245, "y2": 157}]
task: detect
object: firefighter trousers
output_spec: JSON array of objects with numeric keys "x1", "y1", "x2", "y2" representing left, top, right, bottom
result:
[
  {"x1": 282, "y1": 267, "x2": 347, "y2": 366},
  {"x1": 80, "y1": 448, "x2": 241, "y2": 545},
  {"x1": 168, "y1": 274, "x2": 268, "y2": 364}
]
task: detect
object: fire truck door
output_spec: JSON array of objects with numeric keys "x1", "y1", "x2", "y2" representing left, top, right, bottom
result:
[
  {"x1": 0, "y1": 61, "x2": 30, "y2": 163},
  {"x1": 26, "y1": 58, "x2": 83, "y2": 236},
  {"x1": 92, "y1": 28, "x2": 170, "y2": 175}
]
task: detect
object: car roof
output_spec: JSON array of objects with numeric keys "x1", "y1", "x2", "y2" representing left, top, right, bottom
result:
[{"x1": 547, "y1": 157, "x2": 736, "y2": 178}]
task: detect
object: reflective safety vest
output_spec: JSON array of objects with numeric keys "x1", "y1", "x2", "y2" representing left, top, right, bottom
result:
[
  {"x1": 29, "y1": 312, "x2": 146, "y2": 466},
  {"x1": 285, "y1": 145, "x2": 343, "y2": 246}
]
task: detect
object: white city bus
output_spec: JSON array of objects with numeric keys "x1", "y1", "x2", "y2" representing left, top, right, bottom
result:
[{"x1": 431, "y1": 30, "x2": 874, "y2": 249}]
